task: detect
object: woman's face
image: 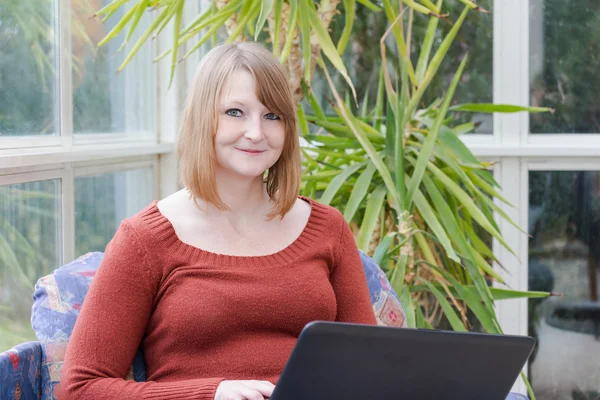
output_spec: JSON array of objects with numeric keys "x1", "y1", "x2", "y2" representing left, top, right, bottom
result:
[{"x1": 214, "y1": 69, "x2": 285, "y2": 180}]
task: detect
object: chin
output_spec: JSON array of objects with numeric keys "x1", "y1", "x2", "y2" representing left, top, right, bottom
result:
[{"x1": 220, "y1": 163, "x2": 272, "y2": 179}]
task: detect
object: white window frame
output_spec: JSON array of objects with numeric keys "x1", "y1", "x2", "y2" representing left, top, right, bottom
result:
[
  {"x1": 459, "y1": 0, "x2": 600, "y2": 395},
  {"x1": 0, "y1": 0, "x2": 187, "y2": 265}
]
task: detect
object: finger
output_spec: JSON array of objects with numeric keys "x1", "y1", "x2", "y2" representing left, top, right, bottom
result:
[
  {"x1": 245, "y1": 381, "x2": 275, "y2": 397},
  {"x1": 239, "y1": 388, "x2": 265, "y2": 400}
]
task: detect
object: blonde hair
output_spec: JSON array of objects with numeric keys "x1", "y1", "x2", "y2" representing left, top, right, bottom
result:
[{"x1": 177, "y1": 42, "x2": 301, "y2": 219}]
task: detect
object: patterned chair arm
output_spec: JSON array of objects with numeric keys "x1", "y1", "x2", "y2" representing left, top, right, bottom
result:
[{"x1": 0, "y1": 341, "x2": 42, "y2": 400}]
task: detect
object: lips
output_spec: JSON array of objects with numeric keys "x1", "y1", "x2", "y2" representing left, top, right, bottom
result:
[{"x1": 236, "y1": 148, "x2": 265, "y2": 154}]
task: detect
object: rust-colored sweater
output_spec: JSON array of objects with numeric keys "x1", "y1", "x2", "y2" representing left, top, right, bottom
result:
[{"x1": 60, "y1": 198, "x2": 376, "y2": 399}]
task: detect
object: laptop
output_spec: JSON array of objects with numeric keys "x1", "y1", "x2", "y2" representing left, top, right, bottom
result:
[{"x1": 270, "y1": 321, "x2": 535, "y2": 400}]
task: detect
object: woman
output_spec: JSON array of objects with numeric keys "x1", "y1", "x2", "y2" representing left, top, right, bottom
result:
[{"x1": 61, "y1": 42, "x2": 376, "y2": 400}]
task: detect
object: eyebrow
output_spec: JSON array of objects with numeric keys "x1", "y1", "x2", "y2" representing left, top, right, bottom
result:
[
  {"x1": 226, "y1": 100, "x2": 246, "y2": 107},
  {"x1": 222, "y1": 100, "x2": 272, "y2": 113}
]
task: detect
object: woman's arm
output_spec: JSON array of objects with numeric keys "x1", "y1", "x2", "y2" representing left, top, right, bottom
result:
[
  {"x1": 330, "y1": 211, "x2": 378, "y2": 325},
  {"x1": 60, "y1": 220, "x2": 225, "y2": 400}
]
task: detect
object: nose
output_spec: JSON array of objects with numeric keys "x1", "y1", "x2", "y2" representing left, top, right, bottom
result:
[{"x1": 244, "y1": 116, "x2": 264, "y2": 141}]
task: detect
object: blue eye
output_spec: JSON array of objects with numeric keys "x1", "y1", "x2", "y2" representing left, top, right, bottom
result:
[
  {"x1": 264, "y1": 113, "x2": 280, "y2": 120},
  {"x1": 226, "y1": 109, "x2": 243, "y2": 117}
]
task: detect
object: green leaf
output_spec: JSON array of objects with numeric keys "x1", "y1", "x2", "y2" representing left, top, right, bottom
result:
[
  {"x1": 415, "y1": 0, "x2": 442, "y2": 83},
  {"x1": 168, "y1": 0, "x2": 185, "y2": 87},
  {"x1": 299, "y1": 0, "x2": 312, "y2": 83},
  {"x1": 321, "y1": 63, "x2": 400, "y2": 210},
  {"x1": 374, "y1": 68, "x2": 385, "y2": 131},
  {"x1": 337, "y1": 0, "x2": 355, "y2": 55},
  {"x1": 279, "y1": 0, "x2": 298, "y2": 63},
  {"x1": 426, "y1": 161, "x2": 512, "y2": 253},
  {"x1": 419, "y1": 172, "x2": 472, "y2": 261},
  {"x1": 412, "y1": 183, "x2": 460, "y2": 262},
  {"x1": 177, "y1": 0, "x2": 241, "y2": 43},
  {"x1": 305, "y1": 147, "x2": 365, "y2": 161},
  {"x1": 226, "y1": 1, "x2": 261, "y2": 44},
  {"x1": 403, "y1": 5, "x2": 470, "y2": 127},
  {"x1": 381, "y1": 0, "x2": 418, "y2": 87},
  {"x1": 297, "y1": 104, "x2": 310, "y2": 137},
  {"x1": 466, "y1": 242, "x2": 504, "y2": 283},
  {"x1": 319, "y1": 163, "x2": 366, "y2": 204},
  {"x1": 95, "y1": 0, "x2": 129, "y2": 17},
  {"x1": 411, "y1": 284, "x2": 550, "y2": 301},
  {"x1": 182, "y1": 11, "x2": 235, "y2": 60},
  {"x1": 400, "y1": 285, "x2": 416, "y2": 328},
  {"x1": 402, "y1": 0, "x2": 436, "y2": 15},
  {"x1": 98, "y1": 3, "x2": 139, "y2": 48},
  {"x1": 450, "y1": 103, "x2": 553, "y2": 114},
  {"x1": 390, "y1": 254, "x2": 409, "y2": 296},
  {"x1": 308, "y1": 3, "x2": 357, "y2": 102},
  {"x1": 490, "y1": 288, "x2": 550, "y2": 301},
  {"x1": 438, "y1": 126, "x2": 481, "y2": 166},
  {"x1": 430, "y1": 264, "x2": 500, "y2": 333},
  {"x1": 344, "y1": 161, "x2": 377, "y2": 222},
  {"x1": 372, "y1": 233, "x2": 395, "y2": 266},
  {"x1": 180, "y1": 3, "x2": 216, "y2": 36},
  {"x1": 272, "y1": 0, "x2": 284, "y2": 56},
  {"x1": 357, "y1": 0, "x2": 382, "y2": 11},
  {"x1": 302, "y1": 81, "x2": 326, "y2": 120},
  {"x1": 125, "y1": 0, "x2": 150, "y2": 44},
  {"x1": 255, "y1": 0, "x2": 275, "y2": 40},
  {"x1": 453, "y1": 122, "x2": 477, "y2": 136},
  {"x1": 116, "y1": 1, "x2": 180, "y2": 72},
  {"x1": 406, "y1": 54, "x2": 469, "y2": 207},
  {"x1": 358, "y1": 185, "x2": 387, "y2": 251},
  {"x1": 422, "y1": 280, "x2": 467, "y2": 331},
  {"x1": 465, "y1": 169, "x2": 512, "y2": 206},
  {"x1": 419, "y1": 0, "x2": 441, "y2": 13},
  {"x1": 415, "y1": 302, "x2": 434, "y2": 329},
  {"x1": 360, "y1": 87, "x2": 370, "y2": 119}
]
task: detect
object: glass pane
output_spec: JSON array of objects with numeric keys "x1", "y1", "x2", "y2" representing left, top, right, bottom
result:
[
  {"x1": 528, "y1": 171, "x2": 600, "y2": 399},
  {"x1": 0, "y1": 1, "x2": 57, "y2": 136},
  {"x1": 0, "y1": 180, "x2": 61, "y2": 351},
  {"x1": 72, "y1": 1, "x2": 153, "y2": 136},
  {"x1": 75, "y1": 168, "x2": 153, "y2": 255},
  {"x1": 530, "y1": 1, "x2": 600, "y2": 134},
  {"x1": 414, "y1": 0, "x2": 494, "y2": 134},
  {"x1": 318, "y1": 0, "x2": 494, "y2": 134}
]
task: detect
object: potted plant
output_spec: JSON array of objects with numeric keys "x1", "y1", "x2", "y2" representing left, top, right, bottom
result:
[{"x1": 95, "y1": 1, "x2": 554, "y2": 397}]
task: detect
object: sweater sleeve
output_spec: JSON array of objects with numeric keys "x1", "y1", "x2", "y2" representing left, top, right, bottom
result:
[
  {"x1": 330, "y1": 211, "x2": 378, "y2": 325},
  {"x1": 60, "y1": 220, "x2": 224, "y2": 400}
]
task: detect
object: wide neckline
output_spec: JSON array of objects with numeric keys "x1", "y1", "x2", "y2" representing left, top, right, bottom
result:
[{"x1": 140, "y1": 196, "x2": 330, "y2": 267}]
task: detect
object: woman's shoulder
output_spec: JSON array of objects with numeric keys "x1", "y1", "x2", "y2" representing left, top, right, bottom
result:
[
  {"x1": 300, "y1": 196, "x2": 345, "y2": 223},
  {"x1": 298, "y1": 196, "x2": 350, "y2": 241}
]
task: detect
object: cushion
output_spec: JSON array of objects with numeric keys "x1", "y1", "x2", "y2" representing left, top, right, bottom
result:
[
  {"x1": 0, "y1": 341, "x2": 42, "y2": 400},
  {"x1": 31, "y1": 252, "x2": 146, "y2": 400},
  {"x1": 360, "y1": 251, "x2": 407, "y2": 328}
]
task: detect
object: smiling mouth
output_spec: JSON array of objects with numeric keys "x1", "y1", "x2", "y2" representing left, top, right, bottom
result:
[{"x1": 236, "y1": 148, "x2": 265, "y2": 154}]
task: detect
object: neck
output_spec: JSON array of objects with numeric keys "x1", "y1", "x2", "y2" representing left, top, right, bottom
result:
[{"x1": 194, "y1": 169, "x2": 273, "y2": 221}]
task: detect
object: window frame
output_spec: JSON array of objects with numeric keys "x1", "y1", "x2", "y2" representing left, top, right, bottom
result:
[
  {"x1": 3, "y1": 0, "x2": 600, "y2": 393},
  {"x1": 465, "y1": 0, "x2": 600, "y2": 394},
  {"x1": 0, "y1": 0, "x2": 183, "y2": 276}
]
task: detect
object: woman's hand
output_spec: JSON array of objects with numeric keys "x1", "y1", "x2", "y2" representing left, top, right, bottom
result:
[{"x1": 214, "y1": 380, "x2": 275, "y2": 400}]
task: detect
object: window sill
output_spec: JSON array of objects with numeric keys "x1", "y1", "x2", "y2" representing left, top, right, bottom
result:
[{"x1": 0, "y1": 141, "x2": 174, "y2": 172}]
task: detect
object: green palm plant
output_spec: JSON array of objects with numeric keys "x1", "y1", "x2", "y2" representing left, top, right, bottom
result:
[{"x1": 93, "y1": 1, "x2": 555, "y2": 397}]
